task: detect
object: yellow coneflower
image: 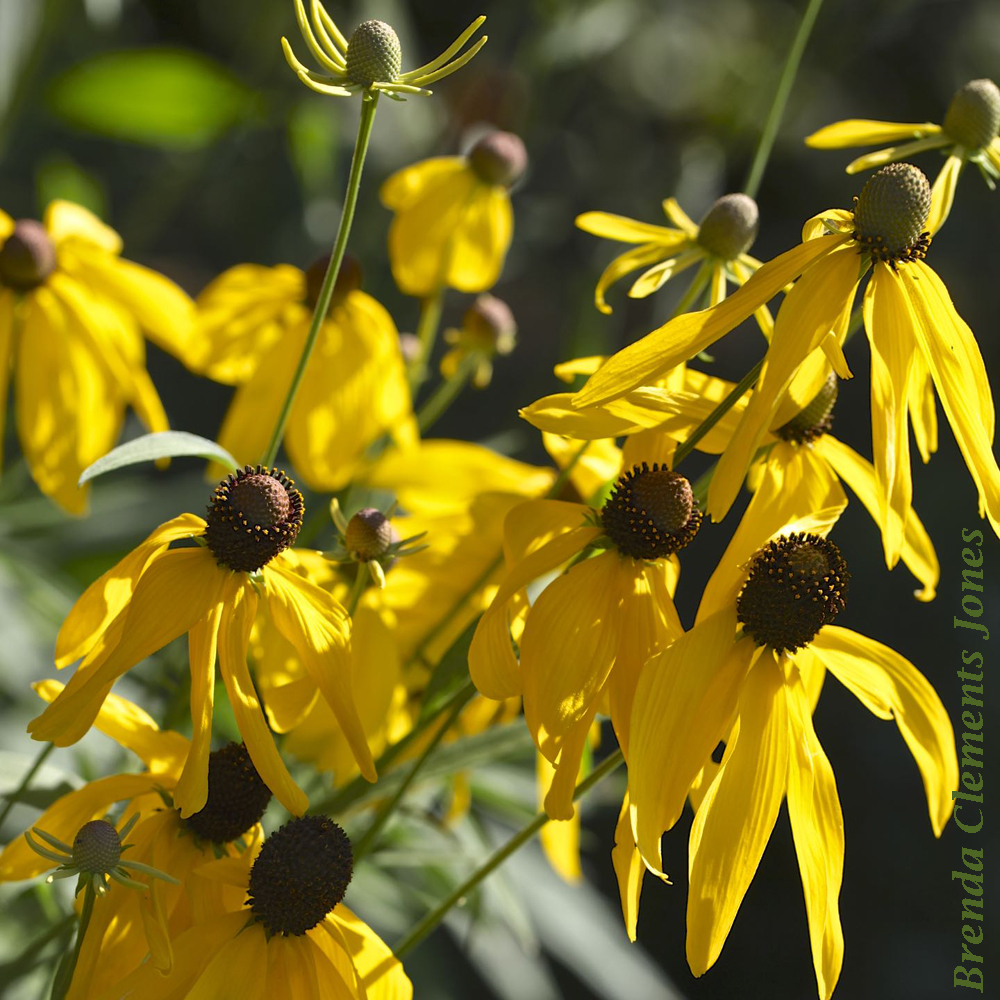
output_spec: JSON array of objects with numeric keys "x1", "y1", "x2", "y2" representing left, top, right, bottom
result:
[
  {"x1": 0, "y1": 200, "x2": 194, "y2": 512},
  {"x1": 578, "y1": 193, "x2": 772, "y2": 329},
  {"x1": 100, "y1": 817, "x2": 411, "y2": 1000},
  {"x1": 380, "y1": 130, "x2": 526, "y2": 297},
  {"x1": 573, "y1": 163, "x2": 1000, "y2": 550},
  {"x1": 195, "y1": 256, "x2": 415, "y2": 492},
  {"x1": 27, "y1": 467, "x2": 377, "y2": 816},
  {"x1": 805, "y1": 78, "x2": 1000, "y2": 231},
  {"x1": 623, "y1": 498, "x2": 956, "y2": 999}
]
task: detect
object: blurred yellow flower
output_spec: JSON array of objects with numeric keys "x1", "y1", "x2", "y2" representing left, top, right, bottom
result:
[
  {"x1": 381, "y1": 131, "x2": 526, "y2": 297},
  {"x1": 805, "y1": 78, "x2": 1000, "y2": 232},
  {"x1": 623, "y1": 494, "x2": 956, "y2": 998},
  {"x1": 27, "y1": 467, "x2": 377, "y2": 817},
  {"x1": 0, "y1": 201, "x2": 194, "y2": 513},
  {"x1": 577, "y1": 193, "x2": 770, "y2": 328},
  {"x1": 196, "y1": 256, "x2": 415, "y2": 491}
]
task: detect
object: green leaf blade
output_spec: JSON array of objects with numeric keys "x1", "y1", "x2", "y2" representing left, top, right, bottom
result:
[{"x1": 79, "y1": 432, "x2": 238, "y2": 486}]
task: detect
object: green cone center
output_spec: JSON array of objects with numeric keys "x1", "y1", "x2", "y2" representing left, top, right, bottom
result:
[
  {"x1": 345, "y1": 20, "x2": 402, "y2": 86},
  {"x1": 696, "y1": 193, "x2": 759, "y2": 260},
  {"x1": 943, "y1": 78, "x2": 1000, "y2": 151}
]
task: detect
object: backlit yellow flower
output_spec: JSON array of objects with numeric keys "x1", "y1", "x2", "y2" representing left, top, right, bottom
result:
[
  {"x1": 101, "y1": 816, "x2": 411, "y2": 1000},
  {"x1": 380, "y1": 131, "x2": 526, "y2": 297},
  {"x1": 196, "y1": 256, "x2": 415, "y2": 492},
  {"x1": 573, "y1": 163, "x2": 1000, "y2": 549},
  {"x1": 282, "y1": 2, "x2": 485, "y2": 101},
  {"x1": 0, "y1": 201, "x2": 194, "y2": 512},
  {"x1": 27, "y1": 467, "x2": 377, "y2": 817},
  {"x1": 577, "y1": 193, "x2": 771, "y2": 328},
  {"x1": 805, "y1": 78, "x2": 1000, "y2": 231},
  {"x1": 622, "y1": 491, "x2": 956, "y2": 998},
  {"x1": 469, "y1": 460, "x2": 696, "y2": 818}
]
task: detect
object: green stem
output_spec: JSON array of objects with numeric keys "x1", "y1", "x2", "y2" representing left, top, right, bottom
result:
[
  {"x1": 674, "y1": 358, "x2": 764, "y2": 469},
  {"x1": 416, "y1": 353, "x2": 478, "y2": 434},
  {"x1": 742, "y1": 0, "x2": 826, "y2": 199},
  {"x1": 407, "y1": 287, "x2": 446, "y2": 395},
  {"x1": 669, "y1": 262, "x2": 713, "y2": 319},
  {"x1": 260, "y1": 94, "x2": 380, "y2": 467},
  {"x1": 50, "y1": 885, "x2": 94, "y2": 1000},
  {"x1": 0, "y1": 742, "x2": 54, "y2": 831},
  {"x1": 345, "y1": 562, "x2": 368, "y2": 617},
  {"x1": 353, "y1": 687, "x2": 473, "y2": 861},
  {"x1": 393, "y1": 748, "x2": 625, "y2": 959}
]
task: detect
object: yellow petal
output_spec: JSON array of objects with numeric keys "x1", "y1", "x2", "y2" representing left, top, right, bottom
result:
[
  {"x1": 927, "y1": 153, "x2": 965, "y2": 235},
  {"x1": 730, "y1": 259, "x2": 774, "y2": 339},
  {"x1": 30, "y1": 548, "x2": 225, "y2": 745},
  {"x1": 908, "y1": 348, "x2": 938, "y2": 464},
  {"x1": 538, "y1": 748, "x2": 582, "y2": 879},
  {"x1": 0, "y1": 292, "x2": 14, "y2": 470},
  {"x1": 43, "y1": 200, "x2": 122, "y2": 253},
  {"x1": 185, "y1": 922, "x2": 268, "y2": 1000},
  {"x1": 55, "y1": 513, "x2": 205, "y2": 668},
  {"x1": 328, "y1": 906, "x2": 413, "y2": 1000},
  {"x1": 0, "y1": 209, "x2": 13, "y2": 240},
  {"x1": 686, "y1": 652, "x2": 788, "y2": 977},
  {"x1": 699, "y1": 445, "x2": 846, "y2": 623},
  {"x1": 785, "y1": 664, "x2": 844, "y2": 1000},
  {"x1": 627, "y1": 248, "x2": 702, "y2": 300},
  {"x1": 575, "y1": 211, "x2": 682, "y2": 244},
  {"x1": 707, "y1": 245, "x2": 861, "y2": 521},
  {"x1": 592, "y1": 243, "x2": 677, "y2": 315},
  {"x1": 218, "y1": 575, "x2": 309, "y2": 816},
  {"x1": 897, "y1": 261, "x2": 1000, "y2": 535},
  {"x1": 811, "y1": 625, "x2": 958, "y2": 836},
  {"x1": 174, "y1": 600, "x2": 223, "y2": 816},
  {"x1": 522, "y1": 550, "x2": 623, "y2": 759},
  {"x1": 263, "y1": 559, "x2": 376, "y2": 783},
  {"x1": 864, "y1": 269, "x2": 915, "y2": 565},
  {"x1": 522, "y1": 391, "x2": 684, "y2": 439},
  {"x1": 612, "y1": 792, "x2": 645, "y2": 941},
  {"x1": 574, "y1": 235, "x2": 846, "y2": 408},
  {"x1": 628, "y1": 611, "x2": 755, "y2": 871},
  {"x1": 0, "y1": 773, "x2": 160, "y2": 881},
  {"x1": 194, "y1": 263, "x2": 304, "y2": 385},
  {"x1": 541, "y1": 431, "x2": 620, "y2": 501},
  {"x1": 804, "y1": 119, "x2": 940, "y2": 148},
  {"x1": 447, "y1": 185, "x2": 512, "y2": 293},
  {"x1": 844, "y1": 134, "x2": 951, "y2": 174},
  {"x1": 817, "y1": 435, "x2": 939, "y2": 600},
  {"x1": 379, "y1": 156, "x2": 467, "y2": 210},
  {"x1": 708, "y1": 261, "x2": 727, "y2": 307},
  {"x1": 554, "y1": 355, "x2": 605, "y2": 382},
  {"x1": 662, "y1": 197, "x2": 699, "y2": 236},
  {"x1": 770, "y1": 346, "x2": 835, "y2": 430}
]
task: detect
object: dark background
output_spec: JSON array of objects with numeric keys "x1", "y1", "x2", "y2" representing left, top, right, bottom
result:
[{"x1": 0, "y1": 1, "x2": 997, "y2": 998}]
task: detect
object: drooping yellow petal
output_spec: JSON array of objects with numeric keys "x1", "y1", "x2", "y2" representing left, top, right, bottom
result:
[
  {"x1": 686, "y1": 652, "x2": 788, "y2": 977},
  {"x1": 522, "y1": 391, "x2": 685, "y2": 440},
  {"x1": 708, "y1": 261, "x2": 727, "y2": 307},
  {"x1": 0, "y1": 774, "x2": 161, "y2": 881},
  {"x1": 55, "y1": 513, "x2": 205, "y2": 668},
  {"x1": 218, "y1": 574, "x2": 309, "y2": 816},
  {"x1": 0, "y1": 291, "x2": 14, "y2": 470},
  {"x1": 447, "y1": 184, "x2": 513, "y2": 293},
  {"x1": 538, "y1": 748, "x2": 583, "y2": 872},
  {"x1": 554, "y1": 355, "x2": 604, "y2": 382},
  {"x1": 816, "y1": 435, "x2": 939, "y2": 600},
  {"x1": 844, "y1": 134, "x2": 951, "y2": 175},
  {"x1": 329, "y1": 906, "x2": 413, "y2": 1000},
  {"x1": 662, "y1": 197, "x2": 699, "y2": 236},
  {"x1": 927, "y1": 153, "x2": 965, "y2": 235},
  {"x1": 811, "y1": 625, "x2": 958, "y2": 836},
  {"x1": 612, "y1": 791, "x2": 648, "y2": 941},
  {"x1": 592, "y1": 243, "x2": 678, "y2": 314},
  {"x1": 699, "y1": 444, "x2": 846, "y2": 623},
  {"x1": 575, "y1": 235, "x2": 847, "y2": 408},
  {"x1": 627, "y1": 248, "x2": 702, "y2": 300},
  {"x1": 0, "y1": 209, "x2": 13, "y2": 240},
  {"x1": 263, "y1": 559, "x2": 376, "y2": 783},
  {"x1": 185, "y1": 921, "x2": 269, "y2": 1000},
  {"x1": 628, "y1": 610, "x2": 755, "y2": 872},
  {"x1": 542, "y1": 431, "x2": 620, "y2": 502},
  {"x1": 43, "y1": 200, "x2": 121, "y2": 253},
  {"x1": 174, "y1": 600, "x2": 223, "y2": 817},
  {"x1": 896, "y1": 261, "x2": 1000, "y2": 535},
  {"x1": 804, "y1": 119, "x2": 940, "y2": 148},
  {"x1": 708, "y1": 245, "x2": 860, "y2": 521},
  {"x1": 864, "y1": 268, "x2": 915, "y2": 565},
  {"x1": 770, "y1": 345, "x2": 835, "y2": 430},
  {"x1": 194, "y1": 263, "x2": 304, "y2": 385},
  {"x1": 785, "y1": 663, "x2": 844, "y2": 1000},
  {"x1": 575, "y1": 211, "x2": 683, "y2": 244},
  {"x1": 29, "y1": 548, "x2": 226, "y2": 745},
  {"x1": 379, "y1": 156, "x2": 467, "y2": 211},
  {"x1": 33, "y1": 680, "x2": 188, "y2": 777},
  {"x1": 908, "y1": 348, "x2": 938, "y2": 464},
  {"x1": 730, "y1": 258, "x2": 774, "y2": 339},
  {"x1": 522, "y1": 550, "x2": 623, "y2": 760}
]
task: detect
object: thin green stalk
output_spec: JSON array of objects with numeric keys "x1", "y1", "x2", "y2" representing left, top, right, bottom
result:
[
  {"x1": 51, "y1": 885, "x2": 95, "y2": 1000},
  {"x1": 416, "y1": 353, "x2": 478, "y2": 434},
  {"x1": 674, "y1": 358, "x2": 764, "y2": 468},
  {"x1": 0, "y1": 742, "x2": 54, "y2": 831},
  {"x1": 407, "y1": 287, "x2": 446, "y2": 394},
  {"x1": 393, "y1": 748, "x2": 625, "y2": 959},
  {"x1": 345, "y1": 562, "x2": 368, "y2": 617},
  {"x1": 742, "y1": 0, "x2": 825, "y2": 199},
  {"x1": 669, "y1": 262, "x2": 713, "y2": 319},
  {"x1": 353, "y1": 687, "x2": 473, "y2": 860},
  {"x1": 260, "y1": 94, "x2": 380, "y2": 467}
]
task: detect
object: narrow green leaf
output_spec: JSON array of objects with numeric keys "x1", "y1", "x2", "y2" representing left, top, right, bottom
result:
[
  {"x1": 78, "y1": 432, "x2": 238, "y2": 486},
  {"x1": 48, "y1": 49, "x2": 253, "y2": 149}
]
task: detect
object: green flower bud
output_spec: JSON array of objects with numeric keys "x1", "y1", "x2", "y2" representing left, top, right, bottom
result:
[
  {"x1": 943, "y1": 78, "x2": 1000, "y2": 151},
  {"x1": 345, "y1": 20, "x2": 402, "y2": 87},
  {"x1": 696, "y1": 194, "x2": 759, "y2": 260}
]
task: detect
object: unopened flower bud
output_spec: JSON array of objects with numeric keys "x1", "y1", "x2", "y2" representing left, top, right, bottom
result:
[
  {"x1": 345, "y1": 20, "x2": 402, "y2": 87},
  {"x1": 469, "y1": 131, "x2": 528, "y2": 187},
  {"x1": 345, "y1": 508, "x2": 396, "y2": 562},
  {"x1": 696, "y1": 194, "x2": 759, "y2": 260},
  {"x1": 943, "y1": 78, "x2": 1000, "y2": 151},
  {"x1": 463, "y1": 294, "x2": 516, "y2": 354},
  {"x1": 0, "y1": 220, "x2": 56, "y2": 291}
]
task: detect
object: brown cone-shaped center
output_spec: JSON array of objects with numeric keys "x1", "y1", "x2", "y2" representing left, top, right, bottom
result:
[
  {"x1": 183, "y1": 743, "x2": 272, "y2": 844},
  {"x1": 204, "y1": 466, "x2": 304, "y2": 573},
  {"x1": 248, "y1": 816, "x2": 354, "y2": 937},
  {"x1": 345, "y1": 507, "x2": 396, "y2": 562},
  {"x1": 736, "y1": 532, "x2": 849, "y2": 653},
  {"x1": 601, "y1": 463, "x2": 702, "y2": 560},
  {"x1": 0, "y1": 220, "x2": 56, "y2": 291}
]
